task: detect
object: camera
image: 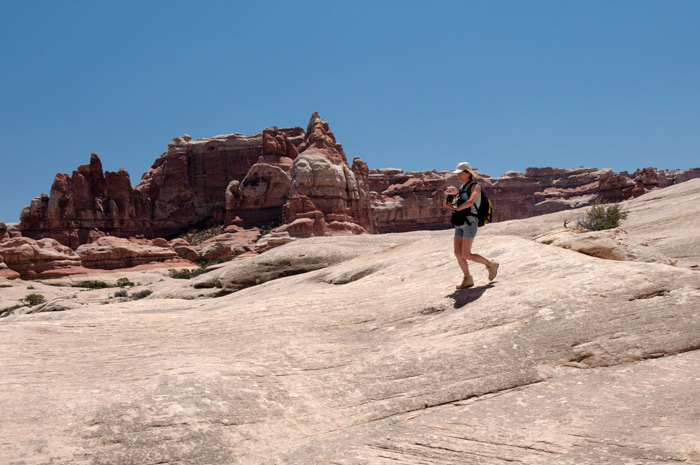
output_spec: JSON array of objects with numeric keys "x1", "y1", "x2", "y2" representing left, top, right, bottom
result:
[{"x1": 446, "y1": 194, "x2": 454, "y2": 203}]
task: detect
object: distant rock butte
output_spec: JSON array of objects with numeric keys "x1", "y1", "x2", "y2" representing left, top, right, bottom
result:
[{"x1": 7, "y1": 112, "x2": 700, "y2": 278}]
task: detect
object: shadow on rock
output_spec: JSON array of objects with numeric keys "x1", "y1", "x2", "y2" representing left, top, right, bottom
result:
[{"x1": 449, "y1": 283, "x2": 494, "y2": 309}]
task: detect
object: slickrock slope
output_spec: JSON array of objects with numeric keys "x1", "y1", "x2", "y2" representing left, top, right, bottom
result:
[
  {"x1": 0, "y1": 180, "x2": 700, "y2": 465},
  {"x1": 1, "y1": 180, "x2": 699, "y2": 464}
]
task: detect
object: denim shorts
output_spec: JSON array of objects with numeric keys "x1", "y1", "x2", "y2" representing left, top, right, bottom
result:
[{"x1": 454, "y1": 219, "x2": 478, "y2": 239}]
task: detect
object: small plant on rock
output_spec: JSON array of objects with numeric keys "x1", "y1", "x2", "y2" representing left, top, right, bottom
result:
[
  {"x1": 180, "y1": 224, "x2": 224, "y2": 246},
  {"x1": 23, "y1": 293, "x2": 46, "y2": 306},
  {"x1": 577, "y1": 202, "x2": 629, "y2": 231},
  {"x1": 76, "y1": 280, "x2": 111, "y2": 290},
  {"x1": 169, "y1": 267, "x2": 206, "y2": 280},
  {"x1": 116, "y1": 277, "x2": 135, "y2": 288},
  {"x1": 114, "y1": 289, "x2": 128, "y2": 298},
  {"x1": 130, "y1": 290, "x2": 152, "y2": 300},
  {"x1": 259, "y1": 221, "x2": 279, "y2": 236}
]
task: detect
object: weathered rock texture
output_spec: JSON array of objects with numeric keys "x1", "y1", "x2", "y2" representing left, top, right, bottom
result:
[
  {"x1": 14, "y1": 112, "x2": 700, "y2": 248},
  {"x1": 369, "y1": 166, "x2": 700, "y2": 232},
  {"x1": 18, "y1": 153, "x2": 151, "y2": 248},
  {"x1": 75, "y1": 236, "x2": 187, "y2": 270},
  {"x1": 534, "y1": 227, "x2": 678, "y2": 265},
  {"x1": 370, "y1": 170, "x2": 451, "y2": 233},
  {"x1": 0, "y1": 253, "x2": 20, "y2": 279},
  {"x1": 19, "y1": 113, "x2": 379, "y2": 247},
  {"x1": 0, "y1": 222, "x2": 9, "y2": 241},
  {"x1": 0, "y1": 237, "x2": 84, "y2": 278},
  {"x1": 2, "y1": 179, "x2": 700, "y2": 464}
]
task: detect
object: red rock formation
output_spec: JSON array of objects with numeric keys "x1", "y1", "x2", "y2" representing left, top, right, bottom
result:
[
  {"x1": 0, "y1": 222, "x2": 9, "y2": 242},
  {"x1": 169, "y1": 238, "x2": 200, "y2": 262},
  {"x1": 296, "y1": 112, "x2": 348, "y2": 165},
  {"x1": 0, "y1": 237, "x2": 84, "y2": 279},
  {"x1": 369, "y1": 166, "x2": 700, "y2": 232},
  {"x1": 370, "y1": 172, "x2": 450, "y2": 233},
  {"x1": 226, "y1": 163, "x2": 292, "y2": 226},
  {"x1": 278, "y1": 195, "x2": 329, "y2": 237},
  {"x1": 75, "y1": 236, "x2": 185, "y2": 270},
  {"x1": 14, "y1": 113, "x2": 700, "y2": 254},
  {"x1": 0, "y1": 253, "x2": 21, "y2": 279},
  {"x1": 262, "y1": 126, "x2": 301, "y2": 160},
  {"x1": 272, "y1": 114, "x2": 375, "y2": 237},
  {"x1": 195, "y1": 228, "x2": 261, "y2": 261},
  {"x1": 20, "y1": 153, "x2": 152, "y2": 248}
]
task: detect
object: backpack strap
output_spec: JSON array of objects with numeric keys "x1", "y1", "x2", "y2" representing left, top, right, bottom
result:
[{"x1": 464, "y1": 181, "x2": 480, "y2": 216}]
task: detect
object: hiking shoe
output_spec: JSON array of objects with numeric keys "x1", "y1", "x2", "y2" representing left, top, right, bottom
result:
[
  {"x1": 487, "y1": 261, "x2": 499, "y2": 281},
  {"x1": 456, "y1": 275, "x2": 474, "y2": 289}
]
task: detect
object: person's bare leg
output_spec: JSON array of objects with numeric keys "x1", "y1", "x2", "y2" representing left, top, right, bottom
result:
[
  {"x1": 460, "y1": 238, "x2": 489, "y2": 266},
  {"x1": 453, "y1": 238, "x2": 470, "y2": 276}
]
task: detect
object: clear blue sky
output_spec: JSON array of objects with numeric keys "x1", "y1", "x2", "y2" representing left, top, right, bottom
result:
[{"x1": 2, "y1": 1, "x2": 699, "y2": 223}]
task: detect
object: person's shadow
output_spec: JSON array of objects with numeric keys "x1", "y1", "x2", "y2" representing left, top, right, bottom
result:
[{"x1": 448, "y1": 283, "x2": 494, "y2": 309}]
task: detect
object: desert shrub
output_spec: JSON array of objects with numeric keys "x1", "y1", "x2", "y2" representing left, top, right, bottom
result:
[
  {"x1": 116, "y1": 277, "x2": 135, "y2": 288},
  {"x1": 169, "y1": 267, "x2": 206, "y2": 279},
  {"x1": 130, "y1": 290, "x2": 152, "y2": 300},
  {"x1": 577, "y1": 202, "x2": 629, "y2": 231},
  {"x1": 27, "y1": 285, "x2": 35, "y2": 290},
  {"x1": 76, "y1": 280, "x2": 111, "y2": 289},
  {"x1": 180, "y1": 224, "x2": 224, "y2": 246},
  {"x1": 195, "y1": 258, "x2": 227, "y2": 268},
  {"x1": 23, "y1": 293, "x2": 46, "y2": 306},
  {"x1": 114, "y1": 289, "x2": 128, "y2": 298},
  {"x1": 259, "y1": 221, "x2": 279, "y2": 236}
]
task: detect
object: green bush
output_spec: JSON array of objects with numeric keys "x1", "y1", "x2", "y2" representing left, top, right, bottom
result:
[
  {"x1": 169, "y1": 268, "x2": 206, "y2": 279},
  {"x1": 259, "y1": 221, "x2": 279, "y2": 236},
  {"x1": 116, "y1": 277, "x2": 135, "y2": 288},
  {"x1": 195, "y1": 258, "x2": 227, "y2": 268},
  {"x1": 130, "y1": 290, "x2": 152, "y2": 300},
  {"x1": 577, "y1": 202, "x2": 629, "y2": 231},
  {"x1": 76, "y1": 280, "x2": 111, "y2": 289},
  {"x1": 114, "y1": 289, "x2": 128, "y2": 298},
  {"x1": 23, "y1": 293, "x2": 46, "y2": 306}
]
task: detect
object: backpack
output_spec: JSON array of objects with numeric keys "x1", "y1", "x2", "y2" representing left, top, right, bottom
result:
[{"x1": 466, "y1": 181, "x2": 493, "y2": 227}]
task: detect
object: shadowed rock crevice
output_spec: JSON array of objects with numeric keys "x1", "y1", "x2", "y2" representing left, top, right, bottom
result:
[
  {"x1": 629, "y1": 288, "x2": 670, "y2": 300},
  {"x1": 320, "y1": 264, "x2": 383, "y2": 285}
]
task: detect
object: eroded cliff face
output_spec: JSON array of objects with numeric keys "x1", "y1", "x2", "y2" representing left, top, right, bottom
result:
[
  {"x1": 135, "y1": 127, "x2": 303, "y2": 237},
  {"x1": 18, "y1": 113, "x2": 375, "y2": 246},
  {"x1": 19, "y1": 153, "x2": 152, "y2": 248},
  {"x1": 16, "y1": 113, "x2": 700, "y2": 248},
  {"x1": 369, "y1": 165, "x2": 700, "y2": 232}
]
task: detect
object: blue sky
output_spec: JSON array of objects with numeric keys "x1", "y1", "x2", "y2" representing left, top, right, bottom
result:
[{"x1": 2, "y1": 0, "x2": 699, "y2": 223}]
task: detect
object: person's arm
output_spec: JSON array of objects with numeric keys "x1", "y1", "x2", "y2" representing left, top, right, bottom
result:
[{"x1": 455, "y1": 184, "x2": 480, "y2": 211}]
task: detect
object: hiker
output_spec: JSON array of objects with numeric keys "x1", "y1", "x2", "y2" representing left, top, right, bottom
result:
[{"x1": 444, "y1": 162, "x2": 499, "y2": 289}]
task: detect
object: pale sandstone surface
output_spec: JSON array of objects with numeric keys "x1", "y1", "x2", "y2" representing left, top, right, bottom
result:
[
  {"x1": 0, "y1": 269, "x2": 177, "y2": 317},
  {"x1": 1, "y1": 180, "x2": 699, "y2": 464},
  {"x1": 487, "y1": 178, "x2": 700, "y2": 268}
]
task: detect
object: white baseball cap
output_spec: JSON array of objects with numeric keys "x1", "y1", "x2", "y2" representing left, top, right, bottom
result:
[{"x1": 453, "y1": 162, "x2": 478, "y2": 178}]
